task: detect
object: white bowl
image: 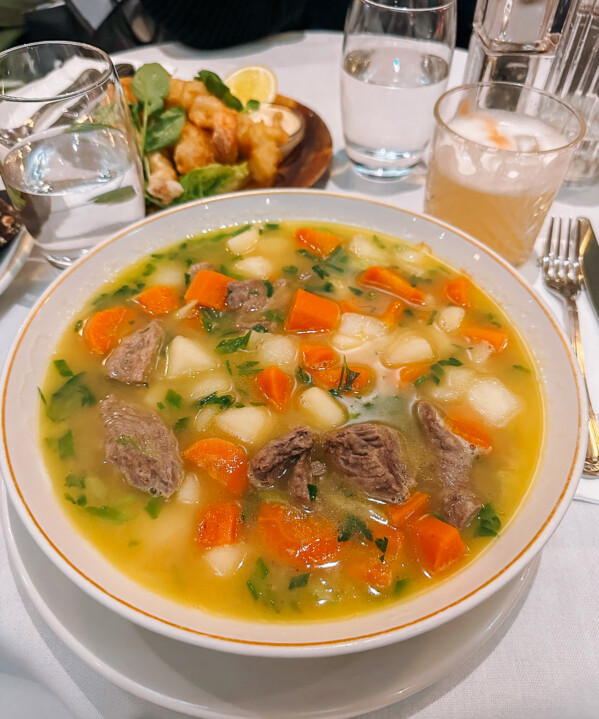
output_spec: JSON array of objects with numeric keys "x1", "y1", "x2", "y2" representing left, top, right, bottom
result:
[{"x1": 0, "y1": 190, "x2": 586, "y2": 657}]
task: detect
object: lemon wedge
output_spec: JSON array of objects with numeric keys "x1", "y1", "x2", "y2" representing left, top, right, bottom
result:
[{"x1": 225, "y1": 65, "x2": 277, "y2": 105}]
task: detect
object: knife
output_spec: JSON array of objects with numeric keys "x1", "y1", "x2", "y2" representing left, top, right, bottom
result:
[{"x1": 580, "y1": 216, "x2": 599, "y2": 322}]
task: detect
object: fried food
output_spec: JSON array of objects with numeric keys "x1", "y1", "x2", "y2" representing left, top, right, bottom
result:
[
  {"x1": 138, "y1": 75, "x2": 289, "y2": 204},
  {"x1": 147, "y1": 151, "x2": 184, "y2": 205},
  {"x1": 173, "y1": 122, "x2": 215, "y2": 175}
]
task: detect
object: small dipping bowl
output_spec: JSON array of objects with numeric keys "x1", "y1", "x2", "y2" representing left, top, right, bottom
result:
[{"x1": 249, "y1": 102, "x2": 305, "y2": 158}]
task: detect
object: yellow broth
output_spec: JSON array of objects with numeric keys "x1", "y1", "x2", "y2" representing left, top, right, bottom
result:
[{"x1": 39, "y1": 221, "x2": 544, "y2": 621}]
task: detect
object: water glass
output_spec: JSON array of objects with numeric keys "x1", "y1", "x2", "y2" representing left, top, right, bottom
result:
[
  {"x1": 544, "y1": 0, "x2": 599, "y2": 184},
  {"x1": 0, "y1": 41, "x2": 144, "y2": 268},
  {"x1": 340, "y1": 0, "x2": 457, "y2": 179},
  {"x1": 424, "y1": 82, "x2": 584, "y2": 266}
]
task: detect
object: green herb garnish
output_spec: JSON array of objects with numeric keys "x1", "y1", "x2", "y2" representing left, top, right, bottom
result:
[
  {"x1": 289, "y1": 573, "x2": 310, "y2": 590},
  {"x1": 338, "y1": 514, "x2": 373, "y2": 543},
  {"x1": 216, "y1": 330, "x2": 251, "y2": 354},
  {"x1": 475, "y1": 503, "x2": 501, "y2": 537}
]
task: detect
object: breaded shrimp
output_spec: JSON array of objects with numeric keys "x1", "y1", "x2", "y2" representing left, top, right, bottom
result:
[
  {"x1": 147, "y1": 151, "x2": 184, "y2": 204},
  {"x1": 189, "y1": 95, "x2": 238, "y2": 164},
  {"x1": 165, "y1": 78, "x2": 209, "y2": 110},
  {"x1": 173, "y1": 121, "x2": 215, "y2": 174},
  {"x1": 237, "y1": 114, "x2": 285, "y2": 186}
]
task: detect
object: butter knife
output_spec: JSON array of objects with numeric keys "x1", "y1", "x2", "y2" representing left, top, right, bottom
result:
[{"x1": 580, "y1": 217, "x2": 599, "y2": 322}]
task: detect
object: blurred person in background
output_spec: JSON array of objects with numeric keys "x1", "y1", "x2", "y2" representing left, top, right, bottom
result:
[{"x1": 0, "y1": 0, "x2": 478, "y2": 53}]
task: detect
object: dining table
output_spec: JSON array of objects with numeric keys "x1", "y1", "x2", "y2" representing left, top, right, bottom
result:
[{"x1": 1, "y1": 30, "x2": 598, "y2": 719}]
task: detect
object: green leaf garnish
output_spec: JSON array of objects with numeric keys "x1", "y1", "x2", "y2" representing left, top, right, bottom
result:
[
  {"x1": 289, "y1": 573, "x2": 310, "y2": 590},
  {"x1": 145, "y1": 496, "x2": 163, "y2": 519},
  {"x1": 196, "y1": 70, "x2": 243, "y2": 111},
  {"x1": 216, "y1": 331, "x2": 251, "y2": 354},
  {"x1": 46, "y1": 373, "x2": 96, "y2": 422},
  {"x1": 307, "y1": 483, "x2": 318, "y2": 501},
  {"x1": 338, "y1": 514, "x2": 373, "y2": 543},
  {"x1": 194, "y1": 392, "x2": 235, "y2": 410},
  {"x1": 475, "y1": 503, "x2": 501, "y2": 537},
  {"x1": 54, "y1": 359, "x2": 74, "y2": 377}
]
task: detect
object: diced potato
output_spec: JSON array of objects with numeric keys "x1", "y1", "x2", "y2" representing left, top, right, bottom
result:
[
  {"x1": 146, "y1": 263, "x2": 186, "y2": 289},
  {"x1": 189, "y1": 371, "x2": 233, "y2": 400},
  {"x1": 383, "y1": 333, "x2": 435, "y2": 366},
  {"x1": 177, "y1": 472, "x2": 203, "y2": 504},
  {"x1": 257, "y1": 335, "x2": 297, "y2": 369},
  {"x1": 393, "y1": 246, "x2": 430, "y2": 278},
  {"x1": 436, "y1": 306, "x2": 466, "y2": 332},
  {"x1": 233, "y1": 256, "x2": 273, "y2": 279},
  {"x1": 204, "y1": 543, "x2": 248, "y2": 577},
  {"x1": 429, "y1": 366, "x2": 477, "y2": 401},
  {"x1": 246, "y1": 330, "x2": 265, "y2": 351},
  {"x1": 332, "y1": 333, "x2": 363, "y2": 351},
  {"x1": 348, "y1": 233, "x2": 387, "y2": 264},
  {"x1": 227, "y1": 227, "x2": 259, "y2": 255},
  {"x1": 298, "y1": 387, "x2": 347, "y2": 429},
  {"x1": 193, "y1": 406, "x2": 218, "y2": 432},
  {"x1": 339, "y1": 313, "x2": 387, "y2": 341},
  {"x1": 166, "y1": 336, "x2": 216, "y2": 378},
  {"x1": 215, "y1": 406, "x2": 273, "y2": 444},
  {"x1": 467, "y1": 377, "x2": 520, "y2": 426},
  {"x1": 469, "y1": 341, "x2": 493, "y2": 365}
]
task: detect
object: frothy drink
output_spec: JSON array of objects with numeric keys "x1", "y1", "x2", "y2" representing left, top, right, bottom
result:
[{"x1": 425, "y1": 107, "x2": 574, "y2": 266}]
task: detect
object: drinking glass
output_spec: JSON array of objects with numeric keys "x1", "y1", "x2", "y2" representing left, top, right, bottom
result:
[
  {"x1": 0, "y1": 41, "x2": 144, "y2": 268},
  {"x1": 340, "y1": 0, "x2": 457, "y2": 179},
  {"x1": 424, "y1": 82, "x2": 584, "y2": 266},
  {"x1": 544, "y1": 0, "x2": 599, "y2": 184}
]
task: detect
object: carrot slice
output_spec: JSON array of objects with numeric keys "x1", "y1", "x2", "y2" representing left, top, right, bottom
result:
[
  {"x1": 285, "y1": 289, "x2": 340, "y2": 333},
  {"x1": 342, "y1": 543, "x2": 394, "y2": 589},
  {"x1": 311, "y1": 363, "x2": 373, "y2": 394},
  {"x1": 360, "y1": 266, "x2": 426, "y2": 305},
  {"x1": 256, "y1": 365, "x2": 294, "y2": 411},
  {"x1": 300, "y1": 343, "x2": 338, "y2": 370},
  {"x1": 387, "y1": 491, "x2": 430, "y2": 528},
  {"x1": 195, "y1": 502, "x2": 241, "y2": 549},
  {"x1": 184, "y1": 269, "x2": 231, "y2": 310},
  {"x1": 339, "y1": 299, "x2": 362, "y2": 314},
  {"x1": 460, "y1": 323, "x2": 508, "y2": 353},
  {"x1": 134, "y1": 285, "x2": 181, "y2": 316},
  {"x1": 83, "y1": 306, "x2": 136, "y2": 355},
  {"x1": 295, "y1": 227, "x2": 340, "y2": 258},
  {"x1": 445, "y1": 409, "x2": 492, "y2": 451},
  {"x1": 412, "y1": 515, "x2": 467, "y2": 574},
  {"x1": 397, "y1": 362, "x2": 430, "y2": 384},
  {"x1": 184, "y1": 438, "x2": 248, "y2": 495},
  {"x1": 377, "y1": 299, "x2": 404, "y2": 326},
  {"x1": 257, "y1": 502, "x2": 340, "y2": 568},
  {"x1": 444, "y1": 276, "x2": 471, "y2": 308}
]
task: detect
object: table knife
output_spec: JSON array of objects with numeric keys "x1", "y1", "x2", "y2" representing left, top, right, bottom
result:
[{"x1": 580, "y1": 216, "x2": 599, "y2": 322}]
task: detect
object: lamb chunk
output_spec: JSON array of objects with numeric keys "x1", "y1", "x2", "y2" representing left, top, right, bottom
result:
[
  {"x1": 226, "y1": 279, "x2": 269, "y2": 312},
  {"x1": 100, "y1": 395, "x2": 183, "y2": 497},
  {"x1": 442, "y1": 487, "x2": 484, "y2": 529},
  {"x1": 105, "y1": 321, "x2": 164, "y2": 384},
  {"x1": 287, "y1": 453, "x2": 313, "y2": 503},
  {"x1": 415, "y1": 400, "x2": 483, "y2": 528},
  {"x1": 323, "y1": 423, "x2": 414, "y2": 503},
  {"x1": 230, "y1": 278, "x2": 290, "y2": 331},
  {"x1": 249, "y1": 426, "x2": 314, "y2": 486}
]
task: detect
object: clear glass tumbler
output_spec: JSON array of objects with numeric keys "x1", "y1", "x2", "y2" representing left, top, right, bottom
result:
[
  {"x1": 0, "y1": 41, "x2": 144, "y2": 268},
  {"x1": 544, "y1": 0, "x2": 599, "y2": 184},
  {"x1": 340, "y1": 0, "x2": 457, "y2": 179},
  {"x1": 424, "y1": 82, "x2": 584, "y2": 266}
]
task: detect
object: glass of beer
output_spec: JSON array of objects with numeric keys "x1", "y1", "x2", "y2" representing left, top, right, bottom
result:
[{"x1": 424, "y1": 82, "x2": 584, "y2": 266}]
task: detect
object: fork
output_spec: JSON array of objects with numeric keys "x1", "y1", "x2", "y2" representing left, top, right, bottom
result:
[{"x1": 542, "y1": 216, "x2": 599, "y2": 476}]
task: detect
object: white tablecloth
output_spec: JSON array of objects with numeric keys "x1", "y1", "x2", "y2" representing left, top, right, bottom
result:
[{"x1": 1, "y1": 32, "x2": 599, "y2": 719}]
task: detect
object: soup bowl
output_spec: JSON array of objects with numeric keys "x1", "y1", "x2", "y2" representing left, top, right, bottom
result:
[{"x1": 0, "y1": 190, "x2": 585, "y2": 657}]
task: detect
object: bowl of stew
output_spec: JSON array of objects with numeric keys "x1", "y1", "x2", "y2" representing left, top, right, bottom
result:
[{"x1": 0, "y1": 190, "x2": 585, "y2": 657}]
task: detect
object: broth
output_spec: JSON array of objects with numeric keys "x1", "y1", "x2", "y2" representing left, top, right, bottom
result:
[{"x1": 39, "y1": 221, "x2": 544, "y2": 621}]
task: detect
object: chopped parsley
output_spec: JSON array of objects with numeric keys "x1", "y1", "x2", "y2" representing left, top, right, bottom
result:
[
  {"x1": 194, "y1": 392, "x2": 235, "y2": 410},
  {"x1": 338, "y1": 514, "x2": 373, "y2": 543},
  {"x1": 307, "y1": 483, "x2": 318, "y2": 501},
  {"x1": 145, "y1": 496, "x2": 163, "y2": 519},
  {"x1": 165, "y1": 389, "x2": 183, "y2": 408},
  {"x1": 296, "y1": 366, "x2": 312, "y2": 385},
  {"x1": 216, "y1": 331, "x2": 252, "y2": 354},
  {"x1": 475, "y1": 504, "x2": 501, "y2": 537},
  {"x1": 289, "y1": 573, "x2": 310, "y2": 590}
]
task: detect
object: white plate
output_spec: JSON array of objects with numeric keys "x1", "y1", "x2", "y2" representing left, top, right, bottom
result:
[{"x1": 2, "y1": 484, "x2": 538, "y2": 719}]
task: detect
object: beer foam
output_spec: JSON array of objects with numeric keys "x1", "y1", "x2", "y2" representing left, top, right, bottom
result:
[{"x1": 449, "y1": 110, "x2": 568, "y2": 152}]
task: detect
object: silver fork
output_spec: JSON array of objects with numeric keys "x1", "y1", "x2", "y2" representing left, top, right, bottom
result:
[{"x1": 542, "y1": 216, "x2": 599, "y2": 476}]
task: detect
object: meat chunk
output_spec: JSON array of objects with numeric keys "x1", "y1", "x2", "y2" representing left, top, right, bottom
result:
[
  {"x1": 248, "y1": 426, "x2": 316, "y2": 503},
  {"x1": 323, "y1": 423, "x2": 414, "y2": 503},
  {"x1": 100, "y1": 395, "x2": 183, "y2": 497},
  {"x1": 105, "y1": 321, "x2": 164, "y2": 384},
  {"x1": 226, "y1": 279, "x2": 269, "y2": 312},
  {"x1": 415, "y1": 401, "x2": 483, "y2": 528},
  {"x1": 0, "y1": 196, "x2": 23, "y2": 248}
]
